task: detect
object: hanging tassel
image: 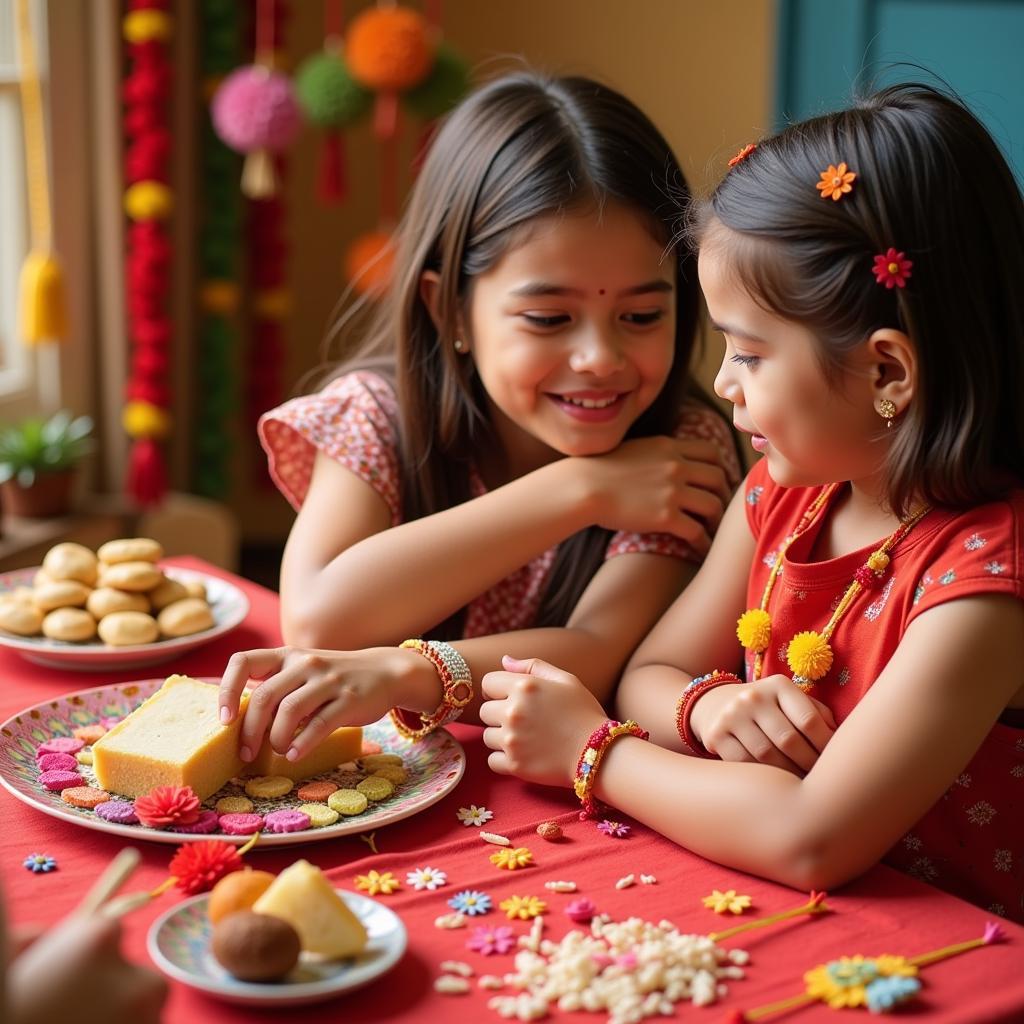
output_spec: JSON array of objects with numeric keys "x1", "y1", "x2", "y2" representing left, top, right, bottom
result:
[
  {"x1": 19, "y1": 250, "x2": 68, "y2": 345},
  {"x1": 373, "y1": 91, "x2": 399, "y2": 139},
  {"x1": 241, "y1": 148, "x2": 277, "y2": 198},
  {"x1": 318, "y1": 129, "x2": 348, "y2": 204},
  {"x1": 126, "y1": 437, "x2": 168, "y2": 508},
  {"x1": 16, "y1": 0, "x2": 66, "y2": 347}
]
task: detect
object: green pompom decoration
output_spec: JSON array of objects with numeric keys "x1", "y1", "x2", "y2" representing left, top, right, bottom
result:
[
  {"x1": 295, "y1": 52, "x2": 372, "y2": 127},
  {"x1": 403, "y1": 44, "x2": 470, "y2": 121}
]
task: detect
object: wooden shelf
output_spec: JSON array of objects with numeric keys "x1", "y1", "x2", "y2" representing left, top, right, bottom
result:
[{"x1": 0, "y1": 498, "x2": 136, "y2": 573}]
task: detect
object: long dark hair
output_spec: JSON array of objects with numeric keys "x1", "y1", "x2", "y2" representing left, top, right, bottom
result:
[
  {"x1": 328, "y1": 70, "x2": 719, "y2": 636},
  {"x1": 688, "y1": 82, "x2": 1024, "y2": 516}
]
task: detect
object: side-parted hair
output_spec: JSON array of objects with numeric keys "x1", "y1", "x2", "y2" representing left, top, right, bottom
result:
[
  {"x1": 688, "y1": 82, "x2": 1024, "y2": 517},
  {"x1": 331, "y1": 70, "x2": 725, "y2": 635}
]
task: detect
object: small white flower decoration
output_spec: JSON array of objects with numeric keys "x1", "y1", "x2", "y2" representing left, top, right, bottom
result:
[
  {"x1": 456, "y1": 804, "x2": 493, "y2": 827},
  {"x1": 406, "y1": 866, "x2": 448, "y2": 890}
]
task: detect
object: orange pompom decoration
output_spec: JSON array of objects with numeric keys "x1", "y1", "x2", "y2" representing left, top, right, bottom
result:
[
  {"x1": 344, "y1": 230, "x2": 395, "y2": 298},
  {"x1": 346, "y1": 7, "x2": 435, "y2": 93}
]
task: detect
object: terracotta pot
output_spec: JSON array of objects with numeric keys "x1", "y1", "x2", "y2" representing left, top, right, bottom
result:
[{"x1": 1, "y1": 469, "x2": 75, "y2": 518}]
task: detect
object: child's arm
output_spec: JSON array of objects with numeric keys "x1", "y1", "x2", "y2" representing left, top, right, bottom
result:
[
  {"x1": 482, "y1": 592, "x2": 1024, "y2": 890},
  {"x1": 281, "y1": 435, "x2": 729, "y2": 649}
]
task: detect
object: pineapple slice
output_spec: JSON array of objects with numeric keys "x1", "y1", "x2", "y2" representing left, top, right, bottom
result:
[{"x1": 252, "y1": 860, "x2": 368, "y2": 959}]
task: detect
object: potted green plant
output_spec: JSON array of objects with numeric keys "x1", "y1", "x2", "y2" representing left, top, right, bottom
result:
[{"x1": 0, "y1": 410, "x2": 94, "y2": 518}]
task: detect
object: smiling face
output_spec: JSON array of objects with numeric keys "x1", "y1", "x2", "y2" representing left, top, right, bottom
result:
[
  {"x1": 698, "y1": 229, "x2": 886, "y2": 490},
  {"x1": 463, "y1": 201, "x2": 677, "y2": 473}
]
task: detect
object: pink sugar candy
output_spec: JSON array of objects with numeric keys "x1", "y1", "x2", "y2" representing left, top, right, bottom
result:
[
  {"x1": 170, "y1": 809, "x2": 219, "y2": 834},
  {"x1": 218, "y1": 812, "x2": 264, "y2": 835},
  {"x1": 37, "y1": 752, "x2": 79, "y2": 773},
  {"x1": 38, "y1": 770, "x2": 82, "y2": 791},
  {"x1": 565, "y1": 897, "x2": 597, "y2": 923},
  {"x1": 264, "y1": 809, "x2": 311, "y2": 834},
  {"x1": 36, "y1": 737, "x2": 84, "y2": 757}
]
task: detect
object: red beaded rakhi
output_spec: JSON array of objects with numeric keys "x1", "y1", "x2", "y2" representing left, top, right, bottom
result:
[
  {"x1": 736, "y1": 488, "x2": 931, "y2": 691},
  {"x1": 390, "y1": 639, "x2": 473, "y2": 740},
  {"x1": 574, "y1": 719, "x2": 648, "y2": 819}
]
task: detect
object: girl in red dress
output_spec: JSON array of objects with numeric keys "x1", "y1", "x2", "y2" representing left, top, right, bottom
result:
[{"x1": 481, "y1": 83, "x2": 1024, "y2": 922}]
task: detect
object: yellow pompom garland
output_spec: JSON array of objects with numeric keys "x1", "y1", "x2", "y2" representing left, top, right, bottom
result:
[
  {"x1": 736, "y1": 608, "x2": 772, "y2": 651},
  {"x1": 739, "y1": 486, "x2": 931, "y2": 691},
  {"x1": 786, "y1": 631, "x2": 834, "y2": 683}
]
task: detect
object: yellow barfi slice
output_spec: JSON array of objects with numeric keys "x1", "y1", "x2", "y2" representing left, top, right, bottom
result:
[
  {"x1": 93, "y1": 675, "x2": 250, "y2": 800},
  {"x1": 246, "y1": 725, "x2": 363, "y2": 781}
]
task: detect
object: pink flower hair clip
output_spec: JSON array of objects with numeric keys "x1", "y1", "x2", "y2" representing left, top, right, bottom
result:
[
  {"x1": 728, "y1": 142, "x2": 757, "y2": 168},
  {"x1": 872, "y1": 247, "x2": 913, "y2": 289},
  {"x1": 816, "y1": 161, "x2": 856, "y2": 201}
]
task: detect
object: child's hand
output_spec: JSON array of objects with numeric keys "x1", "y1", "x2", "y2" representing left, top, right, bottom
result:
[
  {"x1": 581, "y1": 436, "x2": 731, "y2": 553},
  {"x1": 7, "y1": 914, "x2": 167, "y2": 1024},
  {"x1": 480, "y1": 656, "x2": 607, "y2": 786},
  {"x1": 219, "y1": 646, "x2": 435, "y2": 762},
  {"x1": 689, "y1": 674, "x2": 836, "y2": 775}
]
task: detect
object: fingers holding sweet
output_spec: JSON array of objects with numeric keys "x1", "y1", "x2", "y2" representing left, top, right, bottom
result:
[{"x1": 219, "y1": 648, "x2": 286, "y2": 724}]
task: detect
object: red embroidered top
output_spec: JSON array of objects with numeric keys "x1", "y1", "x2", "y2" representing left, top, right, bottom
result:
[
  {"x1": 260, "y1": 372, "x2": 741, "y2": 639},
  {"x1": 744, "y1": 457, "x2": 1024, "y2": 921}
]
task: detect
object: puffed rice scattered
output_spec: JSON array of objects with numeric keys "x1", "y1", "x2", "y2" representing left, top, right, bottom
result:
[
  {"x1": 440, "y1": 960, "x2": 475, "y2": 977},
  {"x1": 435, "y1": 912, "x2": 468, "y2": 929},
  {"x1": 479, "y1": 975, "x2": 505, "y2": 990},
  {"x1": 614, "y1": 873, "x2": 635, "y2": 890},
  {"x1": 480, "y1": 831, "x2": 511, "y2": 846},
  {"x1": 434, "y1": 975, "x2": 470, "y2": 994},
  {"x1": 639, "y1": 874, "x2": 656, "y2": 885},
  {"x1": 492, "y1": 914, "x2": 747, "y2": 1022},
  {"x1": 543, "y1": 880, "x2": 577, "y2": 893},
  {"x1": 517, "y1": 915, "x2": 544, "y2": 953}
]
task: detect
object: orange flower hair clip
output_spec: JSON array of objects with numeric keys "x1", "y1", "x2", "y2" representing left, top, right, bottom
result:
[
  {"x1": 816, "y1": 161, "x2": 856, "y2": 201},
  {"x1": 728, "y1": 143, "x2": 757, "y2": 168},
  {"x1": 872, "y1": 247, "x2": 913, "y2": 289}
]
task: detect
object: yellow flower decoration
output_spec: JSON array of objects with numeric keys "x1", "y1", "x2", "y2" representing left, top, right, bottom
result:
[
  {"x1": 354, "y1": 869, "x2": 400, "y2": 896},
  {"x1": 816, "y1": 162, "x2": 857, "y2": 201},
  {"x1": 701, "y1": 889, "x2": 753, "y2": 915},
  {"x1": 490, "y1": 846, "x2": 533, "y2": 870},
  {"x1": 804, "y1": 954, "x2": 916, "y2": 1009},
  {"x1": 736, "y1": 608, "x2": 772, "y2": 651},
  {"x1": 499, "y1": 894, "x2": 547, "y2": 920},
  {"x1": 787, "y1": 630, "x2": 834, "y2": 680},
  {"x1": 866, "y1": 550, "x2": 890, "y2": 573}
]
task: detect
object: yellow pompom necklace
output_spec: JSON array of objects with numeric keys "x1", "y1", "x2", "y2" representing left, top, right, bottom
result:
[{"x1": 737, "y1": 485, "x2": 931, "y2": 690}]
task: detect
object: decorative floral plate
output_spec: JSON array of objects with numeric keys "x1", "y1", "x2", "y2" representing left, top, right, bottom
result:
[
  {"x1": 0, "y1": 567, "x2": 250, "y2": 671},
  {"x1": 148, "y1": 889, "x2": 407, "y2": 1007},
  {"x1": 0, "y1": 678, "x2": 465, "y2": 846}
]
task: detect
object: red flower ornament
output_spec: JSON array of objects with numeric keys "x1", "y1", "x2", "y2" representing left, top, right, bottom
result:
[
  {"x1": 872, "y1": 247, "x2": 913, "y2": 289},
  {"x1": 169, "y1": 840, "x2": 243, "y2": 895},
  {"x1": 134, "y1": 785, "x2": 201, "y2": 828}
]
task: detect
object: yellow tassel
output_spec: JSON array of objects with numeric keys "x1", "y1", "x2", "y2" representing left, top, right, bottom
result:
[
  {"x1": 786, "y1": 631, "x2": 833, "y2": 681},
  {"x1": 19, "y1": 250, "x2": 67, "y2": 345},
  {"x1": 736, "y1": 608, "x2": 772, "y2": 651},
  {"x1": 241, "y1": 149, "x2": 277, "y2": 199}
]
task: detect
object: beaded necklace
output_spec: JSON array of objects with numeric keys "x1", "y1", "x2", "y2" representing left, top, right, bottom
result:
[{"x1": 736, "y1": 485, "x2": 932, "y2": 691}]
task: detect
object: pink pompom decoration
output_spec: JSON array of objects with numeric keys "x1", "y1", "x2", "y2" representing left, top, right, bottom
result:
[{"x1": 212, "y1": 66, "x2": 302, "y2": 154}]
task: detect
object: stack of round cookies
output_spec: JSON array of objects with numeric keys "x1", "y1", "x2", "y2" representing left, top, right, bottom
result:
[{"x1": 0, "y1": 540, "x2": 215, "y2": 645}]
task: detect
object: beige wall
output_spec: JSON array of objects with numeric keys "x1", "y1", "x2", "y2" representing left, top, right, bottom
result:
[{"x1": 246, "y1": 0, "x2": 776, "y2": 541}]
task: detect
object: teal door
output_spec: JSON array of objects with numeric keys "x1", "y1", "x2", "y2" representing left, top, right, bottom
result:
[{"x1": 776, "y1": 0, "x2": 1024, "y2": 183}]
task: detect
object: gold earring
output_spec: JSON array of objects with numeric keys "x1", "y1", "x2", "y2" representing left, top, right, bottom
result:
[
  {"x1": 453, "y1": 338, "x2": 466, "y2": 353},
  {"x1": 877, "y1": 398, "x2": 897, "y2": 428}
]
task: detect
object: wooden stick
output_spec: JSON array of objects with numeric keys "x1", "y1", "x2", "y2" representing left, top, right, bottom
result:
[{"x1": 74, "y1": 847, "x2": 141, "y2": 917}]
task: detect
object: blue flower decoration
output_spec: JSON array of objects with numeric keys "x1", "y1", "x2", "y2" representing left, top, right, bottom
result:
[
  {"x1": 23, "y1": 853, "x2": 57, "y2": 873},
  {"x1": 865, "y1": 975, "x2": 921, "y2": 1013},
  {"x1": 448, "y1": 889, "x2": 492, "y2": 916}
]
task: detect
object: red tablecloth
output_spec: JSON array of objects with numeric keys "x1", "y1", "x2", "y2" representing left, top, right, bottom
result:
[{"x1": 2, "y1": 557, "x2": 1022, "y2": 1023}]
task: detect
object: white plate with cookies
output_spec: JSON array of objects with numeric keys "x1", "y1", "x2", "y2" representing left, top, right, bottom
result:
[{"x1": 0, "y1": 540, "x2": 249, "y2": 670}]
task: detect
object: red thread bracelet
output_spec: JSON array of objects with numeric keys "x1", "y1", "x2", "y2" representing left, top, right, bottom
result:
[
  {"x1": 573, "y1": 719, "x2": 649, "y2": 819},
  {"x1": 675, "y1": 670, "x2": 743, "y2": 758}
]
